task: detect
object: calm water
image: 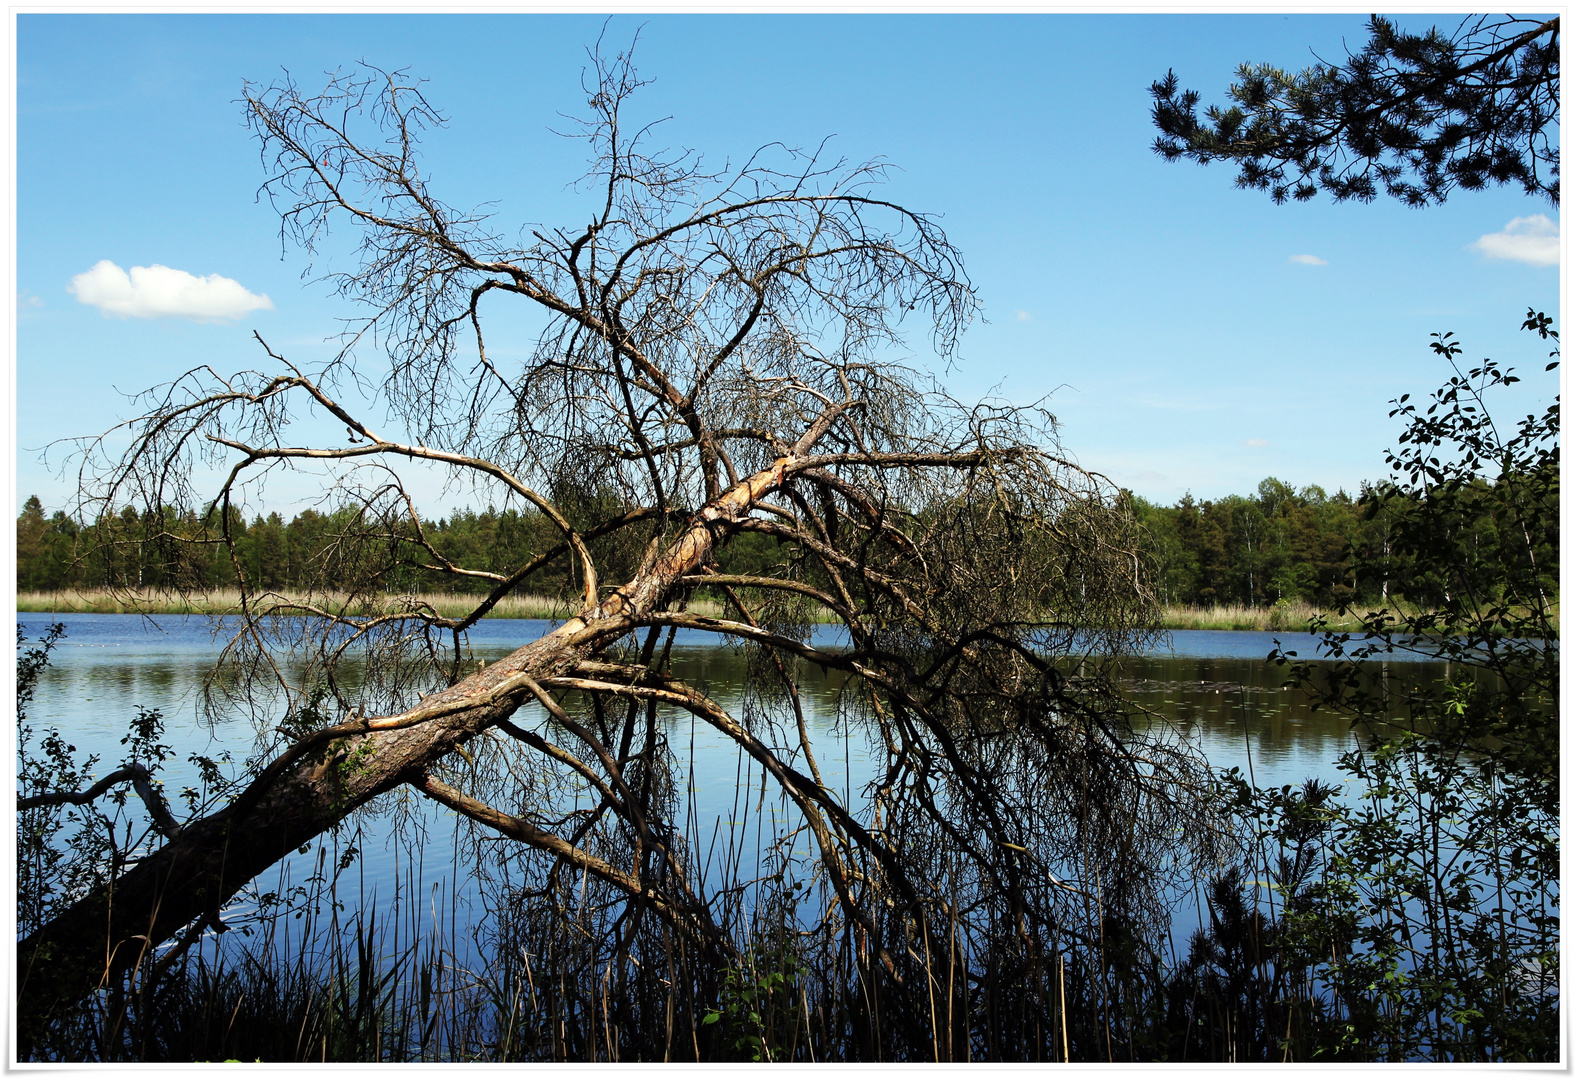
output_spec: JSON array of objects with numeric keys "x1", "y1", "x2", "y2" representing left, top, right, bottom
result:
[
  {"x1": 18, "y1": 613, "x2": 1430, "y2": 791},
  {"x1": 17, "y1": 613, "x2": 1445, "y2": 954}
]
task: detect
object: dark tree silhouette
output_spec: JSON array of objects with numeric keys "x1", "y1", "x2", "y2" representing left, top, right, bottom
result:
[{"x1": 1151, "y1": 15, "x2": 1559, "y2": 206}]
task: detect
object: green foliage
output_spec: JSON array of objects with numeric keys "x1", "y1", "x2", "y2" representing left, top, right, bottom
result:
[
  {"x1": 1208, "y1": 315, "x2": 1560, "y2": 1061},
  {"x1": 701, "y1": 940, "x2": 809, "y2": 1062},
  {"x1": 16, "y1": 624, "x2": 111, "y2": 938},
  {"x1": 1298, "y1": 312, "x2": 1559, "y2": 776},
  {"x1": 16, "y1": 499, "x2": 81, "y2": 591},
  {"x1": 1133, "y1": 481, "x2": 1369, "y2": 609},
  {"x1": 1180, "y1": 724, "x2": 1557, "y2": 1061},
  {"x1": 22, "y1": 481, "x2": 1459, "y2": 615},
  {"x1": 1151, "y1": 15, "x2": 1559, "y2": 206}
]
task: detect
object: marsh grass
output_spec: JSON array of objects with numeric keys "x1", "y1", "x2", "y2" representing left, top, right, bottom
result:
[
  {"x1": 19, "y1": 796, "x2": 1106, "y2": 1061},
  {"x1": 1160, "y1": 601, "x2": 1367, "y2": 633},
  {"x1": 22, "y1": 588, "x2": 1382, "y2": 634},
  {"x1": 15, "y1": 589, "x2": 728, "y2": 622}
]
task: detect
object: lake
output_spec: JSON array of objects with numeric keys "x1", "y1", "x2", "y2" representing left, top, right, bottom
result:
[{"x1": 16, "y1": 612, "x2": 1445, "y2": 960}]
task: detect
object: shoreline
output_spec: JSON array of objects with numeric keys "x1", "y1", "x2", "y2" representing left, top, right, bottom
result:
[{"x1": 16, "y1": 589, "x2": 1377, "y2": 633}]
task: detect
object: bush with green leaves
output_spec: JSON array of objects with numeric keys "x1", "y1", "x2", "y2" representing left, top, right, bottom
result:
[{"x1": 1173, "y1": 314, "x2": 1559, "y2": 1061}]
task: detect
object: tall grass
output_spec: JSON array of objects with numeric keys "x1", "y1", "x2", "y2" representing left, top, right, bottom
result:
[
  {"x1": 26, "y1": 830, "x2": 1191, "y2": 1062},
  {"x1": 1160, "y1": 601, "x2": 1365, "y2": 633},
  {"x1": 15, "y1": 588, "x2": 726, "y2": 622},
  {"x1": 22, "y1": 588, "x2": 1382, "y2": 634},
  {"x1": 20, "y1": 734, "x2": 1205, "y2": 1064}
]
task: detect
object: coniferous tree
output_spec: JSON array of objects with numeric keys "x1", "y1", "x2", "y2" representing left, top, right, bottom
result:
[{"x1": 1151, "y1": 15, "x2": 1559, "y2": 206}]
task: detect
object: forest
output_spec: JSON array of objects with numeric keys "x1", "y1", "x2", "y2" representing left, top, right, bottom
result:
[
  {"x1": 16, "y1": 473, "x2": 1554, "y2": 616},
  {"x1": 15, "y1": 13, "x2": 1559, "y2": 1063}
]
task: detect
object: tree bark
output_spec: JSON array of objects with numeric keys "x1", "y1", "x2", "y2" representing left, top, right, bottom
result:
[{"x1": 16, "y1": 449, "x2": 802, "y2": 1051}]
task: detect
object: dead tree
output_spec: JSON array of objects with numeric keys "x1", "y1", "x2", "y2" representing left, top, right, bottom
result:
[{"x1": 21, "y1": 48, "x2": 1217, "y2": 1054}]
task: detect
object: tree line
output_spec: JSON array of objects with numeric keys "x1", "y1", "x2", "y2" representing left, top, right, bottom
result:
[
  {"x1": 18, "y1": 472, "x2": 1553, "y2": 613},
  {"x1": 14, "y1": 496, "x2": 786, "y2": 601},
  {"x1": 1132, "y1": 471, "x2": 1555, "y2": 611},
  {"x1": 15, "y1": 12, "x2": 1560, "y2": 1060}
]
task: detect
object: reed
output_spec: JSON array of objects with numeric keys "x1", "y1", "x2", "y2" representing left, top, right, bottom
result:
[
  {"x1": 22, "y1": 827, "x2": 1184, "y2": 1063},
  {"x1": 15, "y1": 588, "x2": 728, "y2": 622},
  {"x1": 1158, "y1": 601, "x2": 1366, "y2": 633},
  {"x1": 25, "y1": 589, "x2": 1383, "y2": 635}
]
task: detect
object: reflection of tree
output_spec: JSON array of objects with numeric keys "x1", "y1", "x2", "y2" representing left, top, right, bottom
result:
[{"x1": 19, "y1": 49, "x2": 1221, "y2": 1053}]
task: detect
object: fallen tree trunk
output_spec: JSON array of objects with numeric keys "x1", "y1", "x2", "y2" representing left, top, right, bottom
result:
[{"x1": 16, "y1": 448, "x2": 807, "y2": 1053}]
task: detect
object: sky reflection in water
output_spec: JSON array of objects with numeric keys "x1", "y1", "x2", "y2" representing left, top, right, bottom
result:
[{"x1": 18, "y1": 613, "x2": 1444, "y2": 957}]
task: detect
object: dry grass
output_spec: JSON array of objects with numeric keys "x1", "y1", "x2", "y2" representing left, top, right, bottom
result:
[
  {"x1": 1158, "y1": 601, "x2": 1368, "y2": 633},
  {"x1": 16, "y1": 588, "x2": 734, "y2": 621},
  {"x1": 29, "y1": 589, "x2": 1514, "y2": 637}
]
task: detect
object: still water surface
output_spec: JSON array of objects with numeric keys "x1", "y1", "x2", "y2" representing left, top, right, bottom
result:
[{"x1": 18, "y1": 613, "x2": 1445, "y2": 952}]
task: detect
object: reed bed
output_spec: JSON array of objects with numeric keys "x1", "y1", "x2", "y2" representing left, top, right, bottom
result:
[
  {"x1": 24, "y1": 785, "x2": 1195, "y2": 1064},
  {"x1": 1158, "y1": 601, "x2": 1366, "y2": 633},
  {"x1": 22, "y1": 589, "x2": 1382, "y2": 634},
  {"x1": 15, "y1": 589, "x2": 727, "y2": 622},
  {"x1": 1155, "y1": 600, "x2": 1556, "y2": 634}
]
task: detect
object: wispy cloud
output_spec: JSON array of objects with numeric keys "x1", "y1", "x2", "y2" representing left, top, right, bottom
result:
[
  {"x1": 69, "y1": 260, "x2": 273, "y2": 322},
  {"x1": 1287, "y1": 254, "x2": 1327, "y2": 266},
  {"x1": 1125, "y1": 469, "x2": 1172, "y2": 490},
  {"x1": 1015, "y1": 310, "x2": 1032, "y2": 322},
  {"x1": 1244, "y1": 438, "x2": 1269, "y2": 447},
  {"x1": 1467, "y1": 215, "x2": 1559, "y2": 267},
  {"x1": 18, "y1": 291, "x2": 43, "y2": 309}
]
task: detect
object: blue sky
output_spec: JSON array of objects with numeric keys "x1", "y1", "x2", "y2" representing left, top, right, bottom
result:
[{"x1": 14, "y1": 13, "x2": 1561, "y2": 517}]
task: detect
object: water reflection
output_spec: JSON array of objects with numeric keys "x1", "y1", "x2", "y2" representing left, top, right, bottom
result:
[
  {"x1": 18, "y1": 612, "x2": 1447, "y2": 818},
  {"x1": 18, "y1": 612, "x2": 1446, "y2": 951},
  {"x1": 1118, "y1": 651, "x2": 1443, "y2": 790}
]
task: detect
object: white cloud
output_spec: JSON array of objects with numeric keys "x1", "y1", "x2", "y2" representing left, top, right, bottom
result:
[
  {"x1": 1467, "y1": 215, "x2": 1559, "y2": 267},
  {"x1": 68, "y1": 260, "x2": 274, "y2": 322},
  {"x1": 1244, "y1": 438, "x2": 1269, "y2": 447},
  {"x1": 1015, "y1": 309, "x2": 1032, "y2": 322},
  {"x1": 18, "y1": 291, "x2": 43, "y2": 308},
  {"x1": 1287, "y1": 254, "x2": 1327, "y2": 266}
]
